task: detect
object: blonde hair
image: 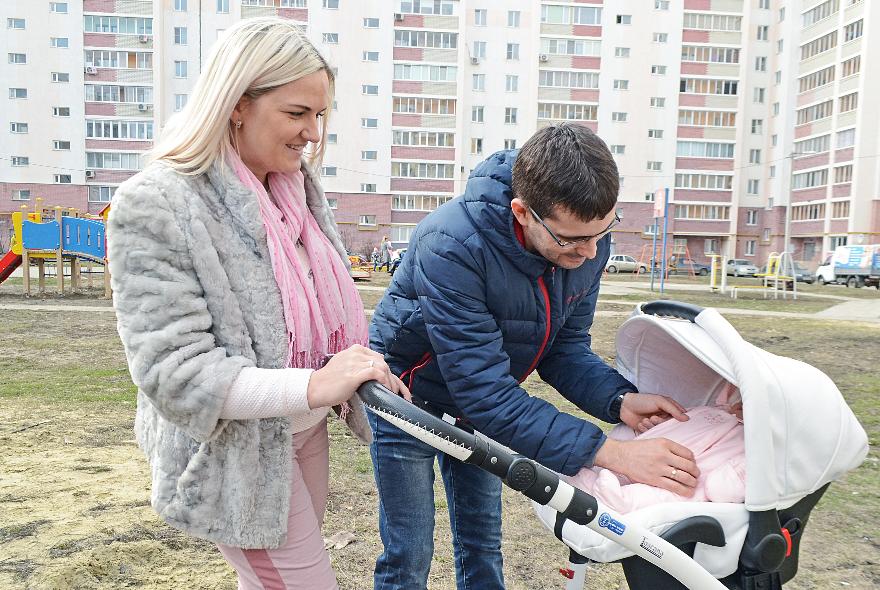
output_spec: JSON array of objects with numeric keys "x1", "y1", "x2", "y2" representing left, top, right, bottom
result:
[{"x1": 149, "y1": 17, "x2": 334, "y2": 175}]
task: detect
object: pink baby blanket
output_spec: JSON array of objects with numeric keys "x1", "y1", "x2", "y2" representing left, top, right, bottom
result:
[{"x1": 566, "y1": 406, "x2": 746, "y2": 513}]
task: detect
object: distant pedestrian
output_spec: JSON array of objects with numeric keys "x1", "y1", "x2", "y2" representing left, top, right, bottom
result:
[
  {"x1": 371, "y1": 246, "x2": 380, "y2": 271},
  {"x1": 379, "y1": 236, "x2": 392, "y2": 272}
]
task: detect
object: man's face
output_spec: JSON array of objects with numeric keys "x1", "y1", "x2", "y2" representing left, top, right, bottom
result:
[{"x1": 512, "y1": 198, "x2": 618, "y2": 270}]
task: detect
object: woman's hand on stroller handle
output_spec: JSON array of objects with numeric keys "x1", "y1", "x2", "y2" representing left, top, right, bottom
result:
[{"x1": 593, "y1": 436, "x2": 701, "y2": 497}]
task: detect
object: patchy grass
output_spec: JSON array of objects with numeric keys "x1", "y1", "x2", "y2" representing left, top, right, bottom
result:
[{"x1": 0, "y1": 296, "x2": 877, "y2": 589}]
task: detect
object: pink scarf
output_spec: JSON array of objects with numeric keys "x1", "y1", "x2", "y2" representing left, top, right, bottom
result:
[{"x1": 229, "y1": 152, "x2": 368, "y2": 369}]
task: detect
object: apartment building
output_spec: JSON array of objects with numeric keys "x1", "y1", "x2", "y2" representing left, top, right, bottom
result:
[{"x1": 2, "y1": 0, "x2": 878, "y2": 265}]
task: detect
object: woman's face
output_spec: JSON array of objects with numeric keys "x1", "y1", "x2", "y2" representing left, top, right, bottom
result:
[{"x1": 233, "y1": 70, "x2": 330, "y2": 184}]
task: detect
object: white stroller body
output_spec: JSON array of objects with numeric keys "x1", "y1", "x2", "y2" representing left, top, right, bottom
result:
[{"x1": 534, "y1": 301, "x2": 869, "y2": 588}]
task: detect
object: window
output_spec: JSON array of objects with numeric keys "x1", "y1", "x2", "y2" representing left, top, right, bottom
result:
[
  {"x1": 841, "y1": 55, "x2": 861, "y2": 77},
  {"x1": 613, "y1": 79, "x2": 629, "y2": 90},
  {"x1": 681, "y1": 46, "x2": 740, "y2": 64},
  {"x1": 683, "y1": 13, "x2": 742, "y2": 31},
  {"x1": 802, "y1": 0, "x2": 838, "y2": 26},
  {"x1": 755, "y1": 56, "x2": 767, "y2": 71},
  {"x1": 399, "y1": 0, "x2": 454, "y2": 16},
  {"x1": 504, "y1": 107, "x2": 517, "y2": 125},
  {"x1": 541, "y1": 38, "x2": 601, "y2": 56},
  {"x1": 705, "y1": 240, "x2": 719, "y2": 254},
  {"x1": 675, "y1": 173, "x2": 733, "y2": 190},
  {"x1": 655, "y1": 0, "x2": 669, "y2": 8},
  {"x1": 745, "y1": 240, "x2": 756, "y2": 256},
  {"x1": 322, "y1": 166, "x2": 338, "y2": 176},
  {"x1": 614, "y1": 47, "x2": 630, "y2": 58},
  {"x1": 361, "y1": 150, "x2": 378, "y2": 160},
  {"x1": 327, "y1": 133, "x2": 337, "y2": 143},
  {"x1": 12, "y1": 190, "x2": 31, "y2": 201},
  {"x1": 362, "y1": 84, "x2": 378, "y2": 95},
  {"x1": 757, "y1": 25, "x2": 769, "y2": 40},
  {"x1": 174, "y1": 27, "x2": 187, "y2": 45},
  {"x1": 323, "y1": 0, "x2": 339, "y2": 8},
  {"x1": 651, "y1": 65, "x2": 667, "y2": 75},
  {"x1": 471, "y1": 106, "x2": 484, "y2": 123},
  {"x1": 834, "y1": 165, "x2": 853, "y2": 184},
  {"x1": 773, "y1": 102, "x2": 780, "y2": 115},
  {"x1": 472, "y1": 74, "x2": 485, "y2": 91},
  {"x1": 393, "y1": 64, "x2": 457, "y2": 82},
  {"x1": 747, "y1": 179, "x2": 760, "y2": 194},
  {"x1": 679, "y1": 78, "x2": 738, "y2": 95},
  {"x1": 325, "y1": 198, "x2": 337, "y2": 209},
  {"x1": 838, "y1": 92, "x2": 858, "y2": 113},
  {"x1": 508, "y1": 10, "x2": 520, "y2": 27},
  {"x1": 650, "y1": 97, "x2": 665, "y2": 108},
  {"x1": 11, "y1": 156, "x2": 29, "y2": 166},
  {"x1": 617, "y1": 15, "x2": 632, "y2": 24},
  {"x1": 86, "y1": 152, "x2": 141, "y2": 169},
  {"x1": 174, "y1": 94, "x2": 188, "y2": 111},
  {"x1": 394, "y1": 30, "x2": 458, "y2": 49},
  {"x1": 8, "y1": 18, "x2": 25, "y2": 29},
  {"x1": 678, "y1": 110, "x2": 736, "y2": 127},
  {"x1": 53, "y1": 140, "x2": 71, "y2": 150},
  {"x1": 541, "y1": 5, "x2": 601, "y2": 25},
  {"x1": 647, "y1": 161, "x2": 663, "y2": 171},
  {"x1": 506, "y1": 43, "x2": 519, "y2": 60},
  {"x1": 322, "y1": 33, "x2": 339, "y2": 44},
  {"x1": 796, "y1": 100, "x2": 833, "y2": 125},
  {"x1": 648, "y1": 128, "x2": 663, "y2": 138},
  {"x1": 644, "y1": 192, "x2": 655, "y2": 202},
  {"x1": 830, "y1": 235, "x2": 848, "y2": 249},
  {"x1": 612, "y1": 112, "x2": 628, "y2": 122},
  {"x1": 472, "y1": 41, "x2": 486, "y2": 59},
  {"x1": 610, "y1": 145, "x2": 625, "y2": 154},
  {"x1": 361, "y1": 118, "x2": 378, "y2": 128},
  {"x1": 769, "y1": 166, "x2": 776, "y2": 178},
  {"x1": 470, "y1": 137, "x2": 483, "y2": 155},
  {"x1": 54, "y1": 174, "x2": 72, "y2": 183},
  {"x1": 777, "y1": 39, "x2": 784, "y2": 53},
  {"x1": 392, "y1": 195, "x2": 453, "y2": 210},
  {"x1": 653, "y1": 33, "x2": 668, "y2": 43},
  {"x1": 798, "y1": 65, "x2": 835, "y2": 92},
  {"x1": 504, "y1": 139, "x2": 516, "y2": 150},
  {"x1": 86, "y1": 120, "x2": 154, "y2": 140},
  {"x1": 362, "y1": 51, "x2": 379, "y2": 61},
  {"x1": 8, "y1": 53, "x2": 26, "y2": 64},
  {"x1": 800, "y1": 31, "x2": 837, "y2": 60},
  {"x1": 217, "y1": 0, "x2": 229, "y2": 13},
  {"x1": 49, "y1": 3, "x2": 68, "y2": 13},
  {"x1": 754, "y1": 87, "x2": 766, "y2": 103},
  {"x1": 791, "y1": 204, "x2": 826, "y2": 221},
  {"x1": 9, "y1": 88, "x2": 27, "y2": 99},
  {"x1": 751, "y1": 119, "x2": 763, "y2": 134},
  {"x1": 505, "y1": 75, "x2": 518, "y2": 92},
  {"x1": 792, "y1": 169, "x2": 828, "y2": 189},
  {"x1": 174, "y1": 60, "x2": 187, "y2": 78},
  {"x1": 361, "y1": 184, "x2": 377, "y2": 193},
  {"x1": 359, "y1": 215, "x2": 377, "y2": 226},
  {"x1": 88, "y1": 186, "x2": 115, "y2": 203},
  {"x1": 85, "y1": 50, "x2": 152, "y2": 69},
  {"x1": 749, "y1": 149, "x2": 761, "y2": 164},
  {"x1": 746, "y1": 210, "x2": 757, "y2": 225},
  {"x1": 474, "y1": 9, "x2": 486, "y2": 26},
  {"x1": 391, "y1": 162, "x2": 455, "y2": 179},
  {"x1": 779, "y1": 7, "x2": 786, "y2": 20},
  {"x1": 174, "y1": 0, "x2": 187, "y2": 10},
  {"x1": 537, "y1": 103, "x2": 598, "y2": 121},
  {"x1": 831, "y1": 201, "x2": 850, "y2": 219},
  {"x1": 673, "y1": 205, "x2": 731, "y2": 221},
  {"x1": 538, "y1": 70, "x2": 599, "y2": 89},
  {"x1": 836, "y1": 128, "x2": 856, "y2": 148},
  {"x1": 676, "y1": 141, "x2": 735, "y2": 158},
  {"x1": 363, "y1": 17, "x2": 379, "y2": 28},
  {"x1": 844, "y1": 19, "x2": 863, "y2": 42},
  {"x1": 10, "y1": 122, "x2": 28, "y2": 133}
]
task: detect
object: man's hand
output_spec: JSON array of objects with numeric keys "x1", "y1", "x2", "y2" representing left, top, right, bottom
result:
[
  {"x1": 593, "y1": 437, "x2": 700, "y2": 496},
  {"x1": 619, "y1": 392, "x2": 689, "y2": 433}
]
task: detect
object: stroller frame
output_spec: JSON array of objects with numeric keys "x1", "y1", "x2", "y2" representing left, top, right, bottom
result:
[{"x1": 359, "y1": 301, "x2": 836, "y2": 590}]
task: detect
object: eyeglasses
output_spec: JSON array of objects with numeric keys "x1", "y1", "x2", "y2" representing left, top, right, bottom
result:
[{"x1": 528, "y1": 207, "x2": 620, "y2": 248}]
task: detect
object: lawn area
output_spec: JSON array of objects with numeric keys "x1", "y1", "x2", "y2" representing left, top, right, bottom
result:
[{"x1": 0, "y1": 294, "x2": 877, "y2": 589}]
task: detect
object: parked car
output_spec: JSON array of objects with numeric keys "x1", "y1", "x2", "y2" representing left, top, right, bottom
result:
[
  {"x1": 605, "y1": 254, "x2": 647, "y2": 274},
  {"x1": 726, "y1": 259, "x2": 760, "y2": 277},
  {"x1": 792, "y1": 262, "x2": 815, "y2": 284},
  {"x1": 667, "y1": 258, "x2": 711, "y2": 276},
  {"x1": 389, "y1": 248, "x2": 406, "y2": 275}
]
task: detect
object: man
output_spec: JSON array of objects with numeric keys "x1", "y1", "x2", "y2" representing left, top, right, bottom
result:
[{"x1": 368, "y1": 124, "x2": 699, "y2": 590}]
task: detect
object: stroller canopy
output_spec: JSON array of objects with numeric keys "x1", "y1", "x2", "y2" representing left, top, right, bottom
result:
[{"x1": 615, "y1": 306, "x2": 868, "y2": 511}]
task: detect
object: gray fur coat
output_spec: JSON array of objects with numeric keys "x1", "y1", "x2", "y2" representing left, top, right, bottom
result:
[{"x1": 107, "y1": 159, "x2": 371, "y2": 549}]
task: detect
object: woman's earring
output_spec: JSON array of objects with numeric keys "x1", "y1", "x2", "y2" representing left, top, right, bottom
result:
[{"x1": 235, "y1": 120, "x2": 242, "y2": 129}]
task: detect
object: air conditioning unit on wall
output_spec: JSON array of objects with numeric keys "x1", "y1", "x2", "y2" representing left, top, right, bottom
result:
[
  {"x1": 85, "y1": 66, "x2": 97, "y2": 74},
  {"x1": 85, "y1": 170, "x2": 96, "y2": 179},
  {"x1": 394, "y1": 13, "x2": 404, "y2": 21},
  {"x1": 139, "y1": 35, "x2": 150, "y2": 43},
  {"x1": 470, "y1": 56, "x2": 480, "y2": 65},
  {"x1": 137, "y1": 103, "x2": 149, "y2": 111},
  {"x1": 539, "y1": 54, "x2": 549, "y2": 62}
]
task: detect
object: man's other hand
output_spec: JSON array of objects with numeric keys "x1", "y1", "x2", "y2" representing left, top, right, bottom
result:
[{"x1": 619, "y1": 392, "x2": 688, "y2": 433}]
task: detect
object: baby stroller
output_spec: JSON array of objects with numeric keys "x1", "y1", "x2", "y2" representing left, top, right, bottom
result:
[{"x1": 359, "y1": 301, "x2": 868, "y2": 589}]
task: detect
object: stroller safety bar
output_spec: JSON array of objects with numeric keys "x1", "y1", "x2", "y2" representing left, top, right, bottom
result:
[{"x1": 358, "y1": 381, "x2": 728, "y2": 590}]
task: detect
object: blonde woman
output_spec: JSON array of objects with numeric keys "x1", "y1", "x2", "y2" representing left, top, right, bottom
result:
[{"x1": 107, "y1": 18, "x2": 408, "y2": 589}]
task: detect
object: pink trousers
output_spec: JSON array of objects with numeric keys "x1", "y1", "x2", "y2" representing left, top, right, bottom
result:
[{"x1": 218, "y1": 419, "x2": 339, "y2": 590}]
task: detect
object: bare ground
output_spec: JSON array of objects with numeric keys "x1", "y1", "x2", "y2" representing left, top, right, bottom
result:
[{"x1": 1, "y1": 294, "x2": 877, "y2": 589}]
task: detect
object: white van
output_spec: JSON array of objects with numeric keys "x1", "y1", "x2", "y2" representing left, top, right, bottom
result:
[{"x1": 815, "y1": 254, "x2": 835, "y2": 285}]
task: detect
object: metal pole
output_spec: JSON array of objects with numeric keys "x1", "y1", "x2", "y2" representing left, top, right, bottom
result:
[
  {"x1": 650, "y1": 219, "x2": 659, "y2": 291},
  {"x1": 660, "y1": 188, "x2": 670, "y2": 294}
]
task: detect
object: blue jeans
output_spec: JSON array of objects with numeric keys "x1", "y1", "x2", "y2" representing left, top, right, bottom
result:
[{"x1": 368, "y1": 411, "x2": 505, "y2": 590}]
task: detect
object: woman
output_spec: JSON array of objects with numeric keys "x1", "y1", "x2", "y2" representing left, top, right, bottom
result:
[{"x1": 107, "y1": 18, "x2": 408, "y2": 589}]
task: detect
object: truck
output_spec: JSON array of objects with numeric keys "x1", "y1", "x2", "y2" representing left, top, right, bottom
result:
[{"x1": 831, "y1": 244, "x2": 880, "y2": 289}]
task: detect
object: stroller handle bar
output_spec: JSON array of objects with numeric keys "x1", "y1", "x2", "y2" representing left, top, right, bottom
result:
[
  {"x1": 358, "y1": 381, "x2": 727, "y2": 590},
  {"x1": 640, "y1": 300, "x2": 704, "y2": 323}
]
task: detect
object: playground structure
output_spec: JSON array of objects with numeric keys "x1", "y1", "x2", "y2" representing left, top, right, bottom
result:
[
  {"x1": 0, "y1": 199, "x2": 110, "y2": 297},
  {"x1": 730, "y1": 251, "x2": 799, "y2": 300}
]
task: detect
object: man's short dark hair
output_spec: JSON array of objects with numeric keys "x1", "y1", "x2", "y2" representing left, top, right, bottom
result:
[{"x1": 511, "y1": 122, "x2": 619, "y2": 222}]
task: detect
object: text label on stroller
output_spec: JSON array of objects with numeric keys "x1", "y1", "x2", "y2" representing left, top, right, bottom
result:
[
  {"x1": 597, "y1": 512, "x2": 626, "y2": 536},
  {"x1": 639, "y1": 537, "x2": 664, "y2": 559}
]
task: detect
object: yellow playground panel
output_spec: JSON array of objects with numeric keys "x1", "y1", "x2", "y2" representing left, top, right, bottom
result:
[{"x1": 731, "y1": 252, "x2": 798, "y2": 300}]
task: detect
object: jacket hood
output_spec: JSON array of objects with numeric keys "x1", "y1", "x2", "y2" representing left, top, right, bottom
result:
[{"x1": 461, "y1": 150, "x2": 548, "y2": 278}]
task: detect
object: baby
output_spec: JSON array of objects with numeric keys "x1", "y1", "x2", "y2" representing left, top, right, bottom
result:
[{"x1": 566, "y1": 401, "x2": 745, "y2": 513}]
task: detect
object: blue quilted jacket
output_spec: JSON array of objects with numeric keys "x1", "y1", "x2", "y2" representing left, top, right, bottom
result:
[{"x1": 369, "y1": 150, "x2": 636, "y2": 475}]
